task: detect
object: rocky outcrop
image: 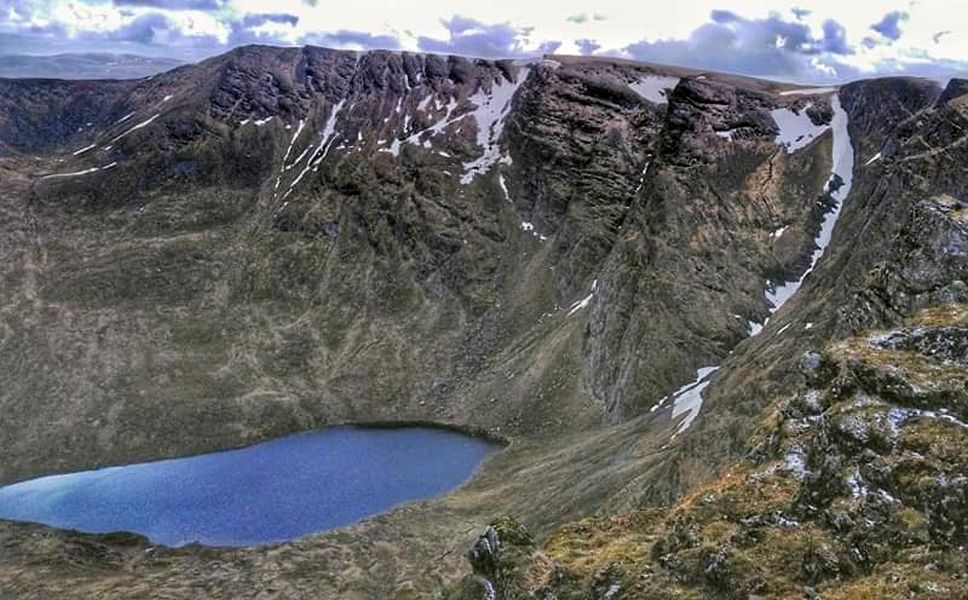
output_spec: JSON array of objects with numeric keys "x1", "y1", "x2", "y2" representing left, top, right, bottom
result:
[
  {"x1": 454, "y1": 517, "x2": 535, "y2": 600},
  {"x1": 452, "y1": 307, "x2": 968, "y2": 599}
]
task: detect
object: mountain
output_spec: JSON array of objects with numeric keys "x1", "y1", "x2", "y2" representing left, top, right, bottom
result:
[
  {"x1": 0, "y1": 53, "x2": 183, "y2": 80},
  {"x1": 0, "y1": 44, "x2": 965, "y2": 598}
]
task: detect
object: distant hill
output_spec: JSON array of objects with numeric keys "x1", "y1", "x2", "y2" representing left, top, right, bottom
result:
[{"x1": 0, "y1": 52, "x2": 183, "y2": 80}]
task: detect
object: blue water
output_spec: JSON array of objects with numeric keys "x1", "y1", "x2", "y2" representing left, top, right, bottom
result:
[{"x1": 0, "y1": 426, "x2": 499, "y2": 547}]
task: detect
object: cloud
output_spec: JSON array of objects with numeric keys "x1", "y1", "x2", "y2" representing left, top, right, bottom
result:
[
  {"x1": 113, "y1": 0, "x2": 226, "y2": 9},
  {"x1": 416, "y1": 16, "x2": 560, "y2": 58},
  {"x1": 1, "y1": 2, "x2": 965, "y2": 83},
  {"x1": 870, "y1": 11, "x2": 908, "y2": 41},
  {"x1": 622, "y1": 11, "x2": 858, "y2": 82},
  {"x1": 99, "y1": 13, "x2": 177, "y2": 44},
  {"x1": 819, "y1": 19, "x2": 851, "y2": 55},
  {"x1": 226, "y1": 14, "x2": 301, "y2": 47},
  {"x1": 710, "y1": 10, "x2": 741, "y2": 24},
  {"x1": 300, "y1": 30, "x2": 401, "y2": 51},
  {"x1": 567, "y1": 13, "x2": 606, "y2": 25},
  {"x1": 241, "y1": 13, "x2": 299, "y2": 28},
  {"x1": 576, "y1": 38, "x2": 600, "y2": 55}
]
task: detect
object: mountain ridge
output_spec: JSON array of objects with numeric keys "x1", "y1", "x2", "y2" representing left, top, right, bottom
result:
[{"x1": 0, "y1": 52, "x2": 184, "y2": 81}]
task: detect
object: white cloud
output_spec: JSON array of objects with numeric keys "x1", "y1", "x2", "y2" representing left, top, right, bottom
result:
[{"x1": 1, "y1": 0, "x2": 965, "y2": 82}]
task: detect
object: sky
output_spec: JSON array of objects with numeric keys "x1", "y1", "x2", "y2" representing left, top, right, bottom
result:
[{"x1": 1, "y1": 0, "x2": 966, "y2": 83}]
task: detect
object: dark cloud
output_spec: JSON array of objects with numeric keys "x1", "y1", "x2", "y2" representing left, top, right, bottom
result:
[
  {"x1": 417, "y1": 16, "x2": 560, "y2": 58},
  {"x1": 819, "y1": 19, "x2": 851, "y2": 55},
  {"x1": 792, "y1": 8, "x2": 811, "y2": 20},
  {"x1": 240, "y1": 13, "x2": 299, "y2": 28},
  {"x1": 22, "y1": 11, "x2": 226, "y2": 58},
  {"x1": 113, "y1": 0, "x2": 226, "y2": 9},
  {"x1": 871, "y1": 11, "x2": 908, "y2": 41},
  {"x1": 225, "y1": 14, "x2": 301, "y2": 47},
  {"x1": 576, "y1": 38, "x2": 601, "y2": 55},
  {"x1": 710, "y1": 10, "x2": 741, "y2": 24},
  {"x1": 623, "y1": 11, "x2": 858, "y2": 82},
  {"x1": 101, "y1": 13, "x2": 175, "y2": 44},
  {"x1": 933, "y1": 30, "x2": 953, "y2": 44},
  {"x1": 300, "y1": 30, "x2": 401, "y2": 51}
]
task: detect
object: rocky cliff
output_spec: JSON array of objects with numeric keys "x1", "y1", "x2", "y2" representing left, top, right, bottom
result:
[{"x1": 0, "y1": 46, "x2": 839, "y2": 483}]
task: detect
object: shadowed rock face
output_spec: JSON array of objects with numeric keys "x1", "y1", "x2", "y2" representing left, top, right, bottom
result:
[{"x1": 0, "y1": 46, "x2": 965, "y2": 598}]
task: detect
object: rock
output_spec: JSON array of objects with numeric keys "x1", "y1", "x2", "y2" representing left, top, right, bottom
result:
[{"x1": 468, "y1": 526, "x2": 501, "y2": 576}]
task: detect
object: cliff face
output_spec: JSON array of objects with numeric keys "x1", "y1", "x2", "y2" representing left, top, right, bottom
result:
[
  {"x1": 446, "y1": 75, "x2": 968, "y2": 599},
  {"x1": 0, "y1": 45, "x2": 965, "y2": 598},
  {"x1": 0, "y1": 46, "x2": 837, "y2": 484}
]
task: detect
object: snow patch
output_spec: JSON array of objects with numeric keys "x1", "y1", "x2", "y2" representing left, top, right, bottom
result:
[
  {"x1": 72, "y1": 144, "x2": 96, "y2": 156},
  {"x1": 381, "y1": 96, "x2": 459, "y2": 157},
  {"x1": 284, "y1": 100, "x2": 346, "y2": 198},
  {"x1": 670, "y1": 366, "x2": 720, "y2": 436},
  {"x1": 41, "y1": 161, "x2": 117, "y2": 179},
  {"x1": 283, "y1": 119, "x2": 306, "y2": 163},
  {"x1": 864, "y1": 151, "x2": 882, "y2": 166},
  {"x1": 385, "y1": 138, "x2": 403, "y2": 157},
  {"x1": 461, "y1": 69, "x2": 531, "y2": 184},
  {"x1": 771, "y1": 103, "x2": 830, "y2": 153},
  {"x1": 748, "y1": 96, "x2": 852, "y2": 339},
  {"x1": 634, "y1": 162, "x2": 650, "y2": 193},
  {"x1": 284, "y1": 146, "x2": 311, "y2": 171},
  {"x1": 253, "y1": 116, "x2": 273, "y2": 126},
  {"x1": 778, "y1": 87, "x2": 837, "y2": 96},
  {"x1": 498, "y1": 174, "x2": 511, "y2": 202},
  {"x1": 628, "y1": 75, "x2": 680, "y2": 104},
  {"x1": 115, "y1": 111, "x2": 136, "y2": 124},
  {"x1": 110, "y1": 114, "x2": 159, "y2": 143},
  {"x1": 566, "y1": 279, "x2": 598, "y2": 316},
  {"x1": 766, "y1": 95, "x2": 853, "y2": 310}
]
